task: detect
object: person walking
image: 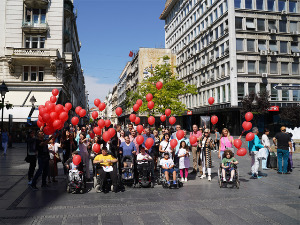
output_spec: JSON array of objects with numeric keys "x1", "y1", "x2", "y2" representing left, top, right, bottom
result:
[
  {"x1": 218, "y1": 128, "x2": 234, "y2": 160},
  {"x1": 27, "y1": 130, "x2": 37, "y2": 184},
  {"x1": 214, "y1": 128, "x2": 220, "y2": 152},
  {"x1": 273, "y1": 126, "x2": 293, "y2": 174},
  {"x1": 261, "y1": 128, "x2": 271, "y2": 170},
  {"x1": 199, "y1": 129, "x2": 214, "y2": 181},
  {"x1": 248, "y1": 127, "x2": 264, "y2": 179},
  {"x1": 190, "y1": 125, "x2": 202, "y2": 175}
]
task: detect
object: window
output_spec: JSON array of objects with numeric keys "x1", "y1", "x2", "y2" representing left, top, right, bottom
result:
[
  {"x1": 267, "y1": 0, "x2": 275, "y2": 11},
  {"x1": 293, "y1": 85, "x2": 300, "y2": 101},
  {"x1": 292, "y1": 63, "x2": 299, "y2": 75},
  {"x1": 290, "y1": 21, "x2": 298, "y2": 33},
  {"x1": 23, "y1": 66, "x2": 43, "y2": 82},
  {"x1": 248, "y1": 83, "x2": 256, "y2": 94},
  {"x1": 259, "y1": 61, "x2": 267, "y2": 73},
  {"x1": 220, "y1": 4, "x2": 224, "y2": 15},
  {"x1": 280, "y1": 41, "x2": 288, "y2": 53},
  {"x1": 260, "y1": 83, "x2": 267, "y2": 93},
  {"x1": 215, "y1": 28, "x2": 219, "y2": 39},
  {"x1": 279, "y1": 20, "x2": 287, "y2": 32},
  {"x1": 39, "y1": 67, "x2": 44, "y2": 81},
  {"x1": 289, "y1": 1, "x2": 297, "y2": 13},
  {"x1": 214, "y1": 9, "x2": 218, "y2": 20},
  {"x1": 248, "y1": 61, "x2": 256, "y2": 73},
  {"x1": 278, "y1": 0, "x2": 286, "y2": 11},
  {"x1": 246, "y1": 18, "x2": 255, "y2": 29},
  {"x1": 235, "y1": 17, "x2": 243, "y2": 29},
  {"x1": 271, "y1": 84, "x2": 278, "y2": 100},
  {"x1": 269, "y1": 41, "x2": 278, "y2": 52},
  {"x1": 256, "y1": 0, "x2": 264, "y2": 10},
  {"x1": 268, "y1": 20, "x2": 277, "y2": 31},
  {"x1": 24, "y1": 66, "x2": 29, "y2": 81},
  {"x1": 222, "y1": 85, "x2": 226, "y2": 102},
  {"x1": 270, "y1": 62, "x2": 278, "y2": 74},
  {"x1": 247, "y1": 39, "x2": 255, "y2": 51},
  {"x1": 237, "y1": 60, "x2": 244, "y2": 72},
  {"x1": 281, "y1": 62, "x2": 289, "y2": 74},
  {"x1": 235, "y1": 0, "x2": 242, "y2": 8},
  {"x1": 24, "y1": 8, "x2": 47, "y2": 25},
  {"x1": 291, "y1": 42, "x2": 300, "y2": 53},
  {"x1": 31, "y1": 66, "x2": 37, "y2": 81},
  {"x1": 24, "y1": 36, "x2": 45, "y2": 48},
  {"x1": 236, "y1": 38, "x2": 244, "y2": 51},
  {"x1": 258, "y1": 40, "x2": 267, "y2": 51},
  {"x1": 257, "y1": 19, "x2": 265, "y2": 31},
  {"x1": 238, "y1": 83, "x2": 244, "y2": 100},
  {"x1": 282, "y1": 88, "x2": 289, "y2": 101},
  {"x1": 245, "y1": 0, "x2": 253, "y2": 9}
]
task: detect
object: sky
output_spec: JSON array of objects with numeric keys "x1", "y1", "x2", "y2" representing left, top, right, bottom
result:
[{"x1": 74, "y1": 0, "x2": 166, "y2": 106}]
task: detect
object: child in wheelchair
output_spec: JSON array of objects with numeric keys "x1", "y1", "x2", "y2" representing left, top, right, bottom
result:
[
  {"x1": 221, "y1": 150, "x2": 239, "y2": 182},
  {"x1": 136, "y1": 146, "x2": 154, "y2": 187},
  {"x1": 160, "y1": 152, "x2": 177, "y2": 186}
]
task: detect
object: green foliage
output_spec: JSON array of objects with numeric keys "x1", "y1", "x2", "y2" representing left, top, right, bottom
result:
[
  {"x1": 241, "y1": 91, "x2": 270, "y2": 114},
  {"x1": 126, "y1": 56, "x2": 197, "y2": 116},
  {"x1": 280, "y1": 105, "x2": 300, "y2": 125}
]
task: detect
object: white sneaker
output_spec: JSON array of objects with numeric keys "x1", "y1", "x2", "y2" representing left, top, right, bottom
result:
[
  {"x1": 229, "y1": 178, "x2": 233, "y2": 182},
  {"x1": 222, "y1": 177, "x2": 226, "y2": 182},
  {"x1": 181, "y1": 178, "x2": 184, "y2": 182},
  {"x1": 184, "y1": 178, "x2": 187, "y2": 182},
  {"x1": 208, "y1": 175, "x2": 211, "y2": 181},
  {"x1": 200, "y1": 175, "x2": 206, "y2": 179}
]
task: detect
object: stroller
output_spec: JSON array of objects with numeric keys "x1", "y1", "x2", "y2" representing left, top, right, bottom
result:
[
  {"x1": 218, "y1": 163, "x2": 240, "y2": 189},
  {"x1": 121, "y1": 155, "x2": 135, "y2": 187},
  {"x1": 66, "y1": 163, "x2": 86, "y2": 194},
  {"x1": 136, "y1": 159, "x2": 155, "y2": 188}
]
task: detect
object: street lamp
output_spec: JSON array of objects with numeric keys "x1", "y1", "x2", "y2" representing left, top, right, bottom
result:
[
  {"x1": 29, "y1": 95, "x2": 37, "y2": 106},
  {"x1": 0, "y1": 81, "x2": 9, "y2": 148}
]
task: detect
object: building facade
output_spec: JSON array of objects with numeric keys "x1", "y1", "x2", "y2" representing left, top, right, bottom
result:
[
  {"x1": 160, "y1": 0, "x2": 300, "y2": 134},
  {"x1": 0, "y1": 0, "x2": 87, "y2": 130}
]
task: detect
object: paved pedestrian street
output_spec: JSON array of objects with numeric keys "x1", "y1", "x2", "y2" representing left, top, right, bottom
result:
[{"x1": 0, "y1": 143, "x2": 299, "y2": 225}]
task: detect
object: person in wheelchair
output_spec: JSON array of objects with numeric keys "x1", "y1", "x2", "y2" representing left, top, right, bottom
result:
[
  {"x1": 221, "y1": 150, "x2": 239, "y2": 182},
  {"x1": 136, "y1": 146, "x2": 154, "y2": 187},
  {"x1": 160, "y1": 152, "x2": 177, "y2": 185},
  {"x1": 119, "y1": 136, "x2": 136, "y2": 179},
  {"x1": 93, "y1": 147, "x2": 118, "y2": 193}
]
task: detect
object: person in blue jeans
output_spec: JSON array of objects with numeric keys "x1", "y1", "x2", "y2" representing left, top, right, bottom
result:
[{"x1": 273, "y1": 126, "x2": 292, "y2": 174}]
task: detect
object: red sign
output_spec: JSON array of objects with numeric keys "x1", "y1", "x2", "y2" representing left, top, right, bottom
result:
[
  {"x1": 187, "y1": 110, "x2": 193, "y2": 115},
  {"x1": 268, "y1": 106, "x2": 279, "y2": 111}
]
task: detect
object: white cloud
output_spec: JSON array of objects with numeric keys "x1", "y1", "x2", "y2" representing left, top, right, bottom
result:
[{"x1": 84, "y1": 75, "x2": 115, "y2": 106}]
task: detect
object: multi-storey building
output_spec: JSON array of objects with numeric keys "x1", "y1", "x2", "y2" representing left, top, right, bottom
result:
[
  {"x1": 160, "y1": 0, "x2": 300, "y2": 134},
  {"x1": 0, "y1": 0, "x2": 86, "y2": 128}
]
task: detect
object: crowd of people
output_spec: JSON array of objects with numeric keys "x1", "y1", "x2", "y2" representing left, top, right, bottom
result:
[{"x1": 24, "y1": 122, "x2": 295, "y2": 191}]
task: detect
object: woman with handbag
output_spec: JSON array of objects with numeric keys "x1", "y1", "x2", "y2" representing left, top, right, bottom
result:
[
  {"x1": 199, "y1": 129, "x2": 214, "y2": 181},
  {"x1": 218, "y1": 128, "x2": 234, "y2": 160}
]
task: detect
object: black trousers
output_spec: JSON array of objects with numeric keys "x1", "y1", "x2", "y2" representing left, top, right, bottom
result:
[
  {"x1": 28, "y1": 155, "x2": 37, "y2": 181},
  {"x1": 32, "y1": 157, "x2": 49, "y2": 186},
  {"x1": 97, "y1": 167, "x2": 118, "y2": 188}
]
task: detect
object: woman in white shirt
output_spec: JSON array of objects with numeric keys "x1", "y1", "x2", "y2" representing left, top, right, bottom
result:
[
  {"x1": 79, "y1": 133, "x2": 90, "y2": 180},
  {"x1": 48, "y1": 138, "x2": 60, "y2": 183},
  {"x1": 159, "y1": 133, "x2": 174, "y2": 160},
  {"x1": 261, "y1": 128, "x2": 271, "y2": 170}
]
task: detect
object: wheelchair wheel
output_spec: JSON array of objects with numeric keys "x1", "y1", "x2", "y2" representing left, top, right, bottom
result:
[
  {"x1": 67, "y1": 185, "x2": 71, "y2": 193},
  {"x1": 151, "y1": 181, "x2": 155, "y2": 188},
  {"x1": 217, "y1": 167, "x2": 222, "y2": 188}
]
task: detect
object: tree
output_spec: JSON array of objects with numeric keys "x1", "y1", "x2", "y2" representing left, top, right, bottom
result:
[
  {"x1": 126, "y1": 56, "x2": 197, "y2": 116},
  {"x1": 280, "y1": 105, "x2": 300, "y2": 125},
  {"x1": 241, "y1": 91, "x2": 271, "y2": 114}
]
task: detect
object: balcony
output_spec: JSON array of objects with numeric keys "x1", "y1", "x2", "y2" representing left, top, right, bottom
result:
[
  {"x1": 22, "y1": 21, "x2": 49, "y2": 34},
  {"x1": 6, "y1": 47, "x2": 58, "y2": 58},
  {"x1": 24, "y1": 0, "x2": 49, "y2": 8}
]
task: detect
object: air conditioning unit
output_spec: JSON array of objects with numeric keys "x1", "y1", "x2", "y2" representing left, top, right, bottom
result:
[
  {"x1": 260, "y1": 50, "x2": 267, "y2": 55},
  {"x1": 262, "y1": 73, "x2": 268, "y2": 78},
  {"x1": 291, "y1": 31, "x2": 299, "y2": 35},
  {"x1": 293, "y1": 52, "x2": 300, "y2": 57},
  {"x1": 270, "y1": 29, "x2": 276, "y2": 33}
]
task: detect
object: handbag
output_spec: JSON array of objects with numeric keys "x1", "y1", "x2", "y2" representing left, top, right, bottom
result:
[{"x1": 257, "y1": 148, "x2": 267, "y2": 159}]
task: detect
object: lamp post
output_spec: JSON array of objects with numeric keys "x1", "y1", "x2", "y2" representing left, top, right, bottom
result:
[
  {"x1": 29, "y1": 95, "x2": 37, "y2": 106},
  {"x1": 28, "y1": 95, "x2": 37, "y2": 126},
  {"x1": 0, "y1": 81, "x2": 9, "y2": 149}
]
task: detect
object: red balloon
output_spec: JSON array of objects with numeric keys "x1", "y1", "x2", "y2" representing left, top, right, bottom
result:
[
  {"x1": 93, "y1": 144, "x2": 101, "y2": 154},
  {"x1": 38, "y1": 105, "x2": 45, "y2": 111},
  {"x1": 46, "y1": 102, "x2": 55, "y2": 112},
  {"x1": 156, "y1": 81, "x2": 163, "y2": 90},
  {"x1": 189, "y1": 136, "x2": 197, "y2": 145},
  {"x1": 50, "y1": 96, "x2": 57, "y2": 103},
  {"x1": 98, "y1": 119, "x2": 105, "y2": 128},
  {"x1": 102, "y1": 131, "x2": 111, "y2": 142},
  {"x1": 73, "y1": 155, "x2": 81, "y2": 166},
  {"x1": 148, "y1": 116, "x2": 155, "y2": 125},
  {"x1": 136, "y1": 125, "x2": 144, "y2": 134},
  {"x1": 176, "y1": 130, "x2": 184, "y2": 140},
  {"x1": 237, "y1": 148, "x2": 247, "y2": 156},
  {"x1": 75, "y1": 106, "x2": 82, "y2": 115},
  {"x1": 211, "y1": 116, "x2": 218, "y2": 125},
  {"x1": 71, "y1": 117, "x2": 79, "y2": 126},
  {"x1": 42, "y1": 113, "x2": 51, "y2": 123},
  {"x1": 136, "y1": 135, "x2": 144, "y2": 145},
  {"x1": 108, "y1": 128, "x2": 116, "y2": 137},
  {"x1": 50, "y1": 112, "x2": 58, "y2": 121},
  {"x1": 63, "y1": 107, "x2": 69, "y2": 113},
  {"x1": 94, "y1": 98, "x2": 101, "y2": 107},
  {"x1": 129, "y1": 114, "x2": 136, "y2": 123},
  {"x1": 105, "y1": 120, "x2": 111, "y2": 128},
  {"x1": 37, "y1": 120, "x2": 44, "y2": 128},
  {"x1": 98, "y1": 102, "x2": 106, "y2": 111},
  {"x1": 39, "y1": 107, "x2": 48, "y2": 116},
  {"x1": 79, "y1": 109, "x2": 86, "y2": 118},
  {"x1": 136, "y1": 99, "x2": 143, "y2": 107},
  {"x1": 145, "y1": 138, "x2": 154, "y2": 149},
  {"x1": 160, "y1": 115, "x2": 166, "y2": 122},
  {"x1": 89, "y1": 132, "x2": 95, "y2": 140},
  {"x1": 43, "y1": 126, "x2": 55, "y2": 135},
  {"x1": 93, "y1": 127, "x2": 101, "y2": 135},
  {"x1": 55, "y1": 104, "x2": 64, "y2": 114},
  {"x1": 242, "y1": 121, "x2": 252, "y2": 131},
  {"x1": 116, "y1": 107, "x2": 122, "y2": 116},
  {"x1": 169, "y1": 116, "x2": 176, "y2": 125},
  {"x1": 146, "y1": 93, "x2": 153, "y2": 102},
  {"x1": 92, "y1": 111, "x2": 98, "y2": 120},
  {"x1": 245, "y1": 112, "x2": 253, "y2": 122},
  {"x1": 246, "y1": 132, "x2": 255, "y2": 141},
  {"x1": 65, "y1": 102, "x2": 72, "y2": 111},
  {"x1": 165, "y1": 109, "x2": 171, "y2": 117},
  {"x1": 208, "y1": 97, "x2": 214, "y2": 105},
  {"x1": 147, "y1": 101, "x2": 154, "y2": 110},
  {"x1": 234, "y1": 139, "x2": 242, "y2": 149},
  {"x1": 59, "y1": 112, "x2": 68, "y2": 122},
  {"x1": 38, "y1": 115, "x2": 44, "y2": 122},
  {"x1": 52, "y1": 88, "x2": 59, "y2": 96},
  {"x1": 53, "y1": 120, "x2": 62, "y2": 130},
  {"x1": 135, "y1": 117, "x2": 140, "y2": 125},
  {"x1": 133, "y1": 104, "x2": 140, "y2": 112},
  {"x1": 170, "y1": 139, "x2": 178, "y2": 149}
]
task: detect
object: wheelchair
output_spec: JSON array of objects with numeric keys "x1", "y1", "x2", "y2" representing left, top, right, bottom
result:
[
  {"x1": 135, "y1": 159, "x2": 155, "y2": 188},
  {"x1": 66, "y1": 164, "x2": 86, "y2": 194},
  {"x1": 217, "y1": 163, "x2": 240, "y2": 189},
  {"x1": 93, "y1": 163, "x2": 119, "y2": 193},
  {"x1": 157, "y1": 165, "x2": 183, "y2": 189}
]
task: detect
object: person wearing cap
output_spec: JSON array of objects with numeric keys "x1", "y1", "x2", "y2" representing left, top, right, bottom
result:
[
  {"x1": 273, "y1": 126, "x2": 293, "y2": 174},
  {"x1": 160, "y1": 152, "x2": 177, "y2": 185}
]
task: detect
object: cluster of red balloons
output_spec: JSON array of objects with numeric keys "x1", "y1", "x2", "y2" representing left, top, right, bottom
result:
[
  {"x1": 38, "y1": 89, "x2": 71, "y2": 135},
  {"x1": 94, "y1": 98, "x2": 106, "y2": 112}
]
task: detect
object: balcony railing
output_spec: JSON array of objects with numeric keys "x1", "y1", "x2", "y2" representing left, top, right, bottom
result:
[
  {"x1": 22, "y1": 21, "x2": 49, "y2": 33},
  {"x1": 24, "y1": 0, "x2": 49, "y2": 8},
  {"x1": 6, "y1": 47, "x2": 58, "y2": 58}
]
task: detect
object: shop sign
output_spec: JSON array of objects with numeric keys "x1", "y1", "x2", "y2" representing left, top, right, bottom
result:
[
  {"x1": 187, "y1": 110, "x2": 193, "y2": 115},
  {"x1": 268, "y1": 106, "x2": 279, "y2": 111}
]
